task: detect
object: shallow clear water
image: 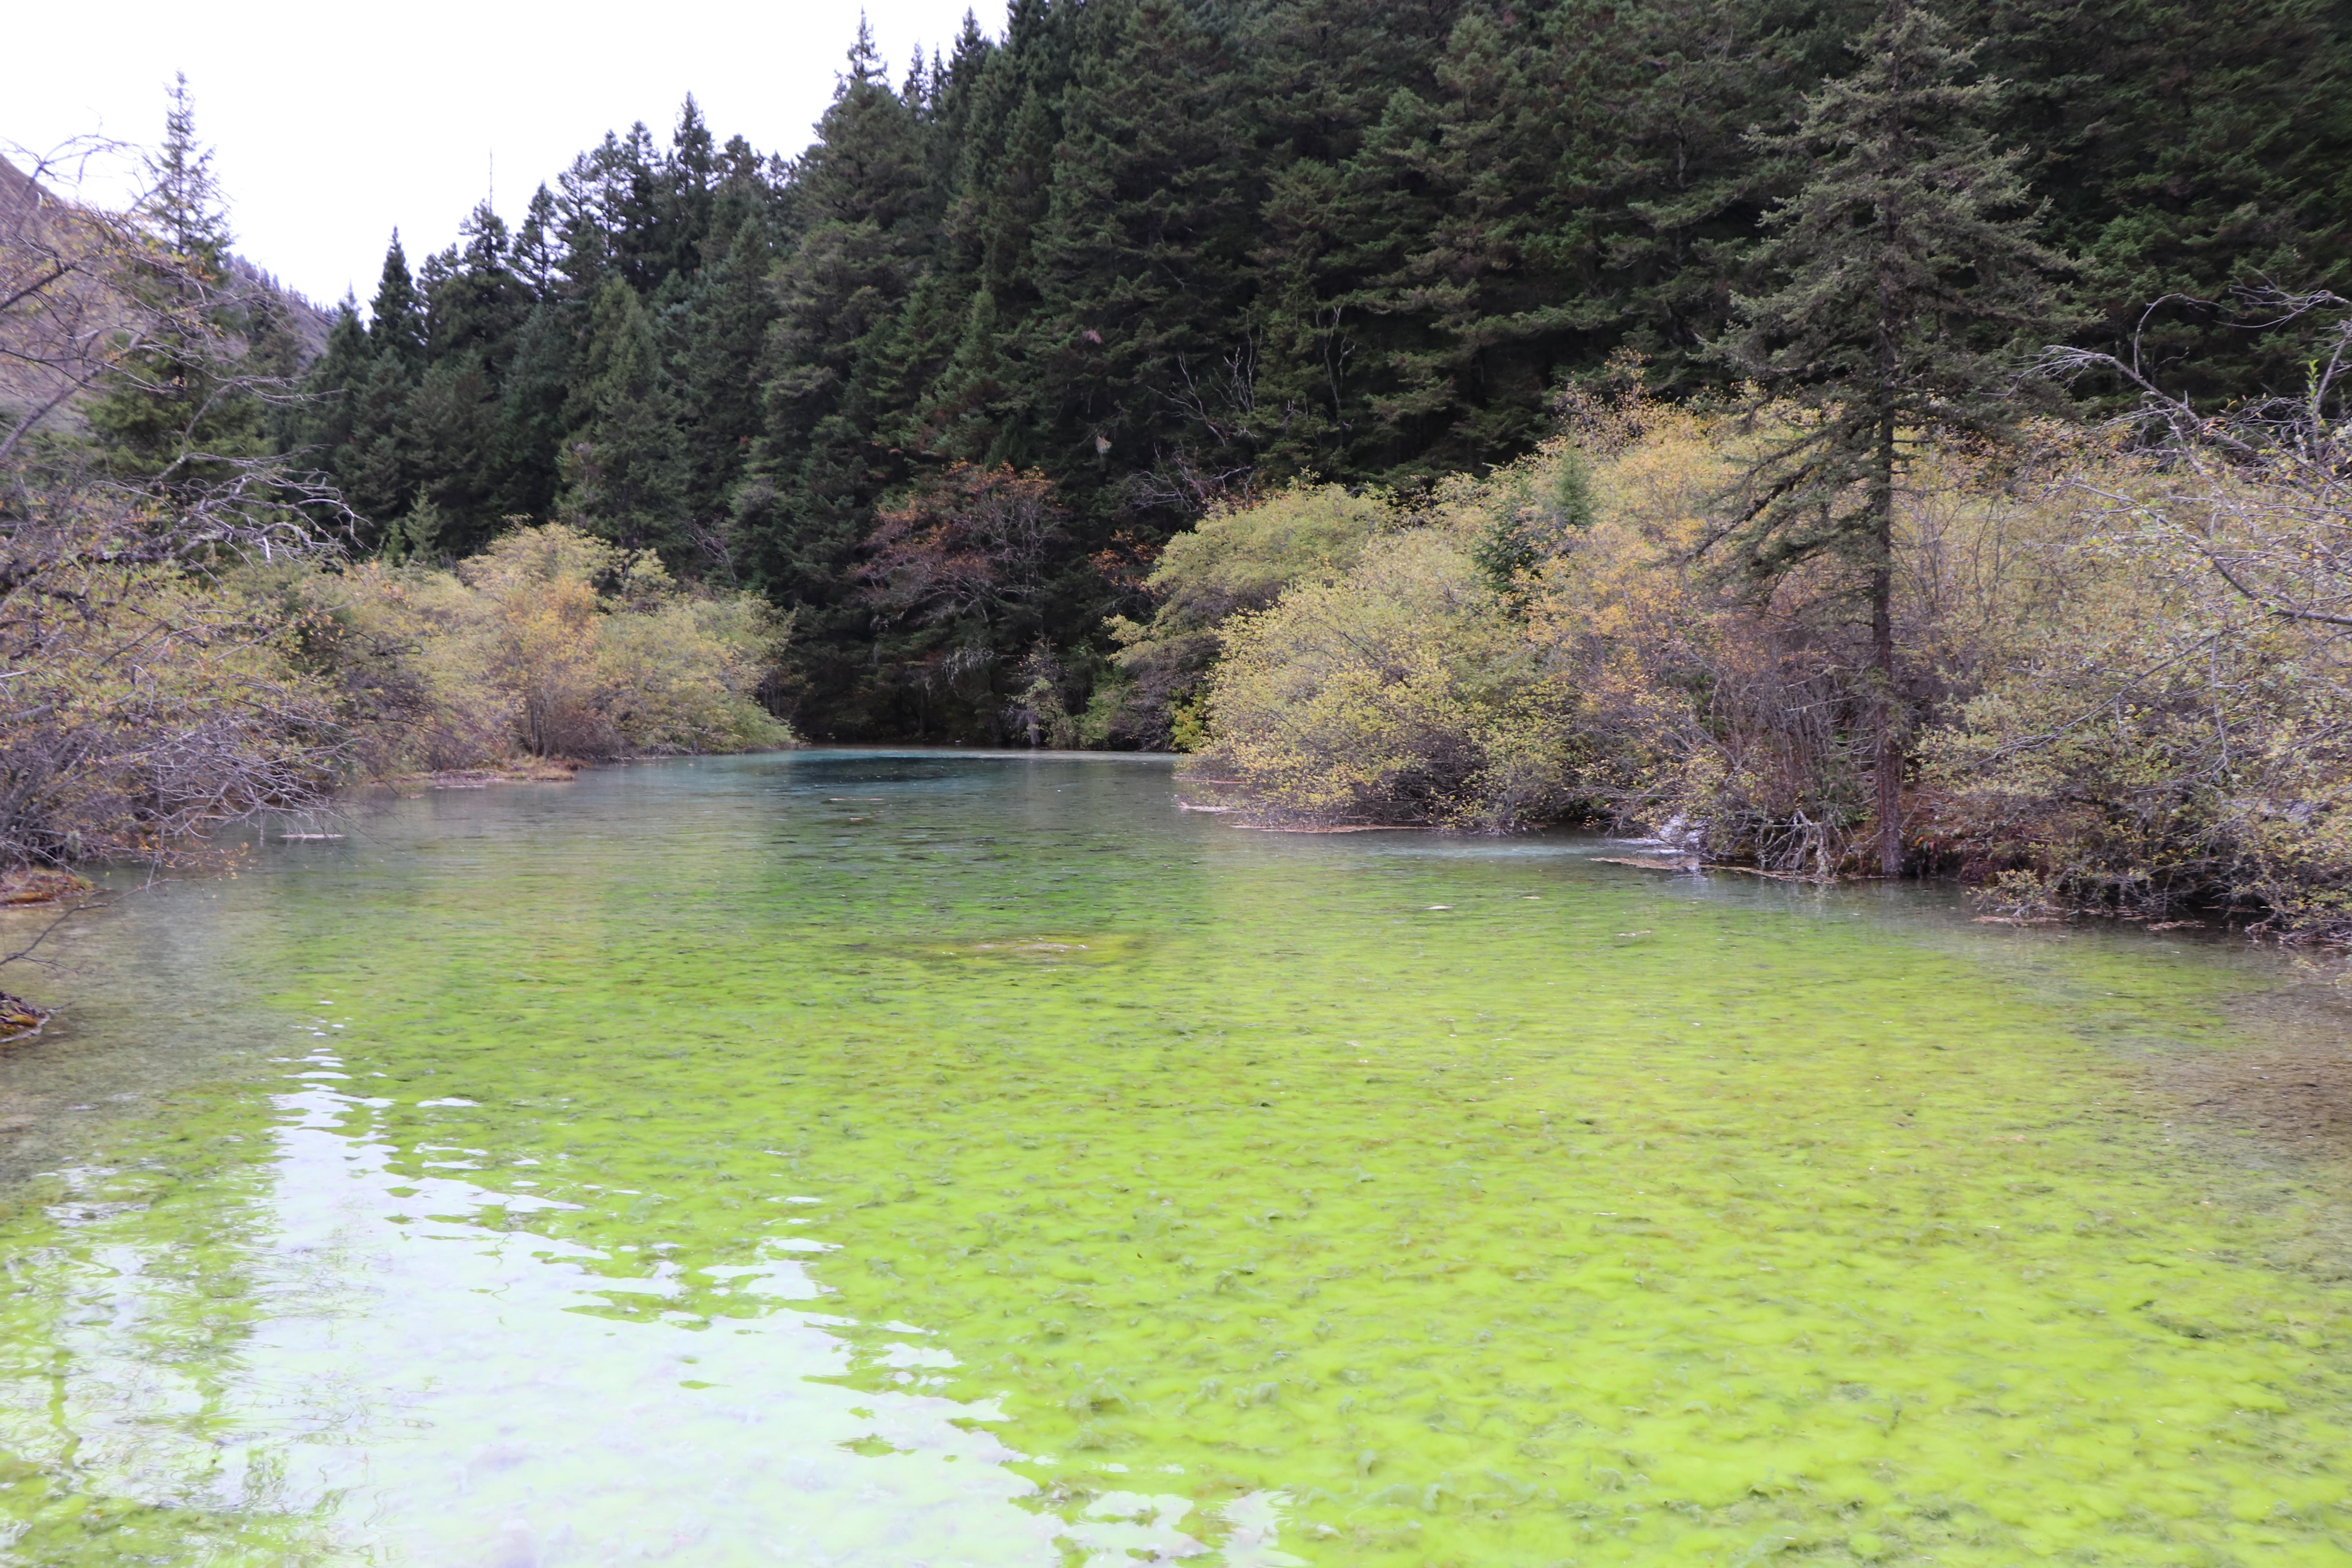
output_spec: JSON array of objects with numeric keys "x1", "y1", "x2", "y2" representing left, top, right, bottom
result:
[{"x1": 1, "y1": 752, "x2": 2347, "y2": 1566}]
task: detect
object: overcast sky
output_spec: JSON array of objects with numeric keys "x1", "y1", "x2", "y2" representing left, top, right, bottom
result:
[{"x1": 8, "y1": 0, "x2": 988, "y2": 307}]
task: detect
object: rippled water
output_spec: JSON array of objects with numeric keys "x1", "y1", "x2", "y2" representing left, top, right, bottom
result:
[{"x1": 1, "y1": 751, "x2": 2347, "y2": 1566}]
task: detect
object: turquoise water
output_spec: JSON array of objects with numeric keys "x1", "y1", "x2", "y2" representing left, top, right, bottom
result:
[{"x1": 0, "y1": 752, "x2": 2345, "y2": 1566}]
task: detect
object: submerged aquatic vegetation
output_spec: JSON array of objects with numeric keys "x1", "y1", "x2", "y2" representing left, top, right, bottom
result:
[{"x1": 0, "y1": 755, "x2": 2346, "y2": 1564}]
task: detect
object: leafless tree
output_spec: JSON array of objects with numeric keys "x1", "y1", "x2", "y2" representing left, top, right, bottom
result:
[
  {"x1": 2036, "y1": 287, "x2": 2352, "y2": 633},
  {"x1": 859, "y1": 462, "x2": 1066, "y2": 629}
]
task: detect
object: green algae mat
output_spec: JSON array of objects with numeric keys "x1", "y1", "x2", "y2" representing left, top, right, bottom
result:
[{"x1": 0, "y1": 752, "x2": 2346, "y2": 1566}]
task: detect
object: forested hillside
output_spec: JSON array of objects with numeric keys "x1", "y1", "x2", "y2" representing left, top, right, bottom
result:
[{"x1": 286, "y1": 0, "x2": 2352, "y2": 741}]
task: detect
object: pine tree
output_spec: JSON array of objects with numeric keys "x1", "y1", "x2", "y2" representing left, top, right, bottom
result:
[
  {"x1": 399, "y1": 356, "x2": 501, "y2": 555},
  {"x1": 367, "y1": 232, "x2": 427, "y2": 367},
  {"x1": 1718, "y1": 0, "x2": 2068, "y2": 874},
  {"x1": 371, "y1": 200, "x2": 540, "y2": 553},
  {"x1": 1028, "y1": 0, "x2": 1260, "y2": 492},
  {"x1": 513, "y1": 185, "x2": 563, "y2": 294},
  {"x1": 313, "y1": 231, "x2": 439, "y2": 543},
  {"x1": 489, "y1": 298, "x2": 575, "y2": 521},
  {"x1": 657, "y1": 96, "x2": 719, "y2": 282},
  {"x1": 675, "y1": 215, "x2": 779, "y2": 562},
  {"x1": 1232, "y1": 0, "x2": 1469, "y2": 478},
  {"x1": 737, "y1": 19, "x2": 941, "y2": 710},
  {"x1": 558, "y1": 277, "x2": 687, "y2": 559},
  {"x1": 143, "y1": 72, "x2": 232, "y2": 268},
  {"x1": 426, "y1": 202, "x2": 533, "y2": 372},
  {"x1": 913, "y1": 9, "x2": 1064, "y2": 471},
  {"x1": 1544, "y1": 0, "x2": 1838, "y2": 394},
  {"x1": 709, "y1": 132, "x2": 784, "y2": 250},
  {"x1": 282, "y1": 296, "x2": 369, "y2": 475},
  {"x1": 557, "y1": 122, "x2": 686, "y2": 296},
  {"x1": 551, "y1": 138, "x2": 624, "y2": 296},
  {"x1": 1357, "y1": 9, "x2": 1574, "y2": 468},
  {"x1": 340, "y1": 354, "x2": 418, "y2": 539},
  {"x1": 928, "y1": 11, "x2": 997, "y2": 190},
  {"x1": 85, "y1": 74, "x2": 264, "y2": 489}
]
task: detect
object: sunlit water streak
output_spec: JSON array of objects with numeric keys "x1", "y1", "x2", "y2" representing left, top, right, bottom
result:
[{"x1": 0, "y1": 751, "x2": 2345, "y2": 1565}]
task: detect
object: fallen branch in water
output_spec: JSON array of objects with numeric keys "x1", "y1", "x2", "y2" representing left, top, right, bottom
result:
[
  {"x1": 1590, "y1": 855, "x2": 1829, "y2": 882},
  {"x1": 1234, "y1": 822, "x2": 1433, "y2": 833},
  {"x1": 0, "y1": 868, "x2": 91, "y2": 906}
]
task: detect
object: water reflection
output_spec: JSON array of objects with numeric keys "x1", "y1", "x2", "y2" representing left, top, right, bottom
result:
[
  {"x1": 238, "y1": 1067, "x2": 1198, "y2": 1566},
  {"x1": 0, "y1": 751, "x2": 2347, "y2": 1564}
]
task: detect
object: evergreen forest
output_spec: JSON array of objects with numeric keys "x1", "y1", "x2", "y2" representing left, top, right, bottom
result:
[{"x1": 283, "y1": 0, "x2": 2352, "y2": 743}]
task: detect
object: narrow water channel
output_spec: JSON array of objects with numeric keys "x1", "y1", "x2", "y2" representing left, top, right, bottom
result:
[{"x1": 1, "y1": 752, "x2": 2346, "y2": 1566}]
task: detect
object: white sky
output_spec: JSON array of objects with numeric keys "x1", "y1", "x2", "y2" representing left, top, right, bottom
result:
[{"x1": 7, "y1": 0, "x2": 989, "y2": 307}]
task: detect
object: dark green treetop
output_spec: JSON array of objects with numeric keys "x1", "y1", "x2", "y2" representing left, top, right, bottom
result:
[{"x1": 367, "y1": 232, "x2": 426, "y2": 367}]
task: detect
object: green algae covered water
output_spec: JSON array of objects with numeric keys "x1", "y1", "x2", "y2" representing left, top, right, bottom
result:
[{"x1": 2, "y1": 751, "x2": 2348, "y2": 1567}]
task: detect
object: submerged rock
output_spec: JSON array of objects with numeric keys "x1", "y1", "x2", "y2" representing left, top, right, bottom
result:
[{"x1": 0, "y1": 991, "x2": 50, "y2": 1043}]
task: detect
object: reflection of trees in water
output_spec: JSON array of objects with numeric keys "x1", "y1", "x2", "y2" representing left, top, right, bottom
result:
[{"x1": 0, "y1": 1083, "x2": 327, "y2": 1558}]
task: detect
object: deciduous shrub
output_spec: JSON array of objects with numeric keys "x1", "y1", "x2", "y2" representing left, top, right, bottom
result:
[
  {"x1": 1914, "y1": 416, "x2": 2352, "y2": 931},
  {"x1": 1102, "y1": 482, "x2": 1393, "y2": 748},
  {"x1": 1187, "y1": 379, "x2": 2352, "y2": 934},
  {"x1": 316, "y1": 524, "x2": 791, "y2": 770},
  {"x1": 1202, "y1": 530, "x2": 1583, "y2": 826},
  {"x1": 0, "y1": 494, "x2": 343, "y2": 871}
]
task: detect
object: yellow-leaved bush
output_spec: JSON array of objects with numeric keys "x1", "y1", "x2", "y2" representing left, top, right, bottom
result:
[
  {"x1": 1183, "y1": 394, "x2": 2352, "y2": 930},
  {"x1": 1096, "y1": 482, "x2": 1394, "y2": 750},
  {"x1": 1907, "y1": 438, "x2": 2352, "y2": 927},
  {"x1": 1203, "y1": 528, "x2": 1584, "y2": 827},
  {"x1": 304, "y1": 524, "x2": 790, "y2": 771}
]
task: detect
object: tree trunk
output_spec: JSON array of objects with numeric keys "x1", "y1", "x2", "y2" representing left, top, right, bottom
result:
[
  {"x1": 1871, "y1": 406, "x2": 1901, "y2": 877},
  {"x1": 1869, "y1": 22, "x2": 1906, "y2": 881}
]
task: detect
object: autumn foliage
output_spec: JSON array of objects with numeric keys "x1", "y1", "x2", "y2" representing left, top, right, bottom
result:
[
  {"x1": 1185, "y1": 357, "x2": 2352, "y2": 934},
  {"x1": 318, "y1": 525, "x2": 791, "y2": 769}
]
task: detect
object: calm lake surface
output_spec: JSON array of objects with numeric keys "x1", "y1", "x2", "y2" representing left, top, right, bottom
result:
[{"x1": 1, "y1": 751, "x2": 2347, "y2": 1566}]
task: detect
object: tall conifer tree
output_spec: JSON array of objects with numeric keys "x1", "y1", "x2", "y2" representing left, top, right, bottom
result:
[
  {"x1": 490, "y1": 299, "x2": 575, "y2": 521},
  {"x1": 86, "y1": 74, "x2": 264, "y2": 489},
  {"x1": 287, "y1": 299, "x2": 370, "y2": 471},
  {"x1": 658, "y1": 96, "x2": 719, "y2": 282},
  {"x1": 334, "y1": 354, "x2": 418, "y2": 541},
  {"x1": 143, "y1": 72, "x2": 232, "y2": 267},
  {"x1": 559, "y1": 278, "x2": 688, "y2": 560},
  {"x1": 513, "y1": 186, "x2": 563, "y2": 294},
  {"x1": 1031, "y1": 0, "x2": 1258, "y2": 488},
  {"x1": 1719, "y1": 0, "x2": 2067, "y2": 874},
  {"x1": 676, "y1": 215, "x2": 780, "y2": 564},
  {"x1": 737, "y1": 19, "x2": 940, "y2": 713},
  {"x1": 367, "y1": 233, "x2": 427, "y2": 367},
  {"x1": 426, "y1": 203, "x2": 532, "y2": 372}
]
